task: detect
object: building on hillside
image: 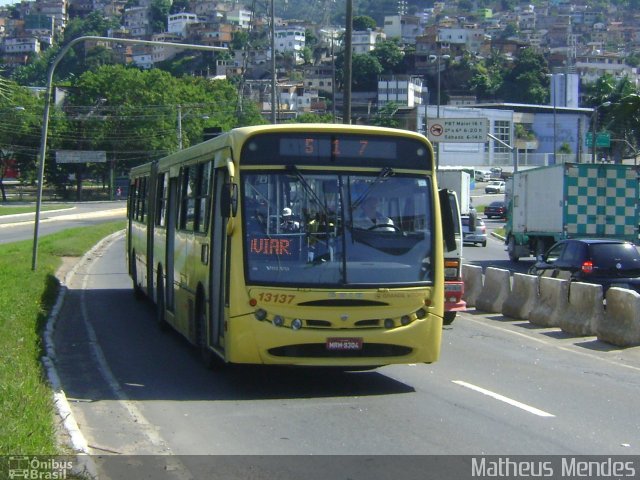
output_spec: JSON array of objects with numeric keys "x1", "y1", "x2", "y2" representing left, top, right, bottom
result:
[
  {"x1": 168, "y1": 13, "x2": 200, "y2": 37},
  {"x1": 377, "y1": 75, "x2": 425, "y2": 109},
  {"x1": 352, "y1": 29, "x2": 385, "y2": 54},
  {"x1": 123, "y1": 6, "x2": 152, "y2": 37},
  {"x1": 303, "y1": 64, "x2": 334, "y2": 95},
  {"x1": 275, "y1": 27, "x2": 305, "y2": 63},
  {"x1": 226, "y1": 7, "x2": 251, "y2": 29},
  {"x1": 574, "y1": 51, "x2": 638, "y2": 87},
  {"x1": 151, "y1": 32, "x2": 183, "y2": 64},
  {"x1": 383, "y1": 14, "x2": 422, "y2": 45}
]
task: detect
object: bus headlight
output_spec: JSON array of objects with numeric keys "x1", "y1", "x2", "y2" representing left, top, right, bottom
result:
[
  {"x1": 291, "y1": 318, "x2": 302, "y2": 330},
  {"x1": 273, "y1": 315, "x2": 284, "y2": 327},
  {"x1": 255, "y1": 309, "x2": 267, "y2": 321},
  {"x1": 400, "y1": 315, "x2": 411, "y2": 326},
  {"x1": 415, "y1": 308, "x2": 427, "y2": 319},
  {"x1": 384, "y1": 318, "x2": 395, "y2": 329}
]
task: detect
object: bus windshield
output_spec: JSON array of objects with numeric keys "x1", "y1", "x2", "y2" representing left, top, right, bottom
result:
[{"x1": 243, "y1": 170, "x2": 434, "y2": 287}]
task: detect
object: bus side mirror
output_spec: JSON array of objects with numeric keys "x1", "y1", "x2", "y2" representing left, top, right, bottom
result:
[
  {"x1": 439, "y1": 189, "x2": 457, "y2": 252},
  {"x1": 221, "y1": 183, "x2": 238, "y2": 218}
]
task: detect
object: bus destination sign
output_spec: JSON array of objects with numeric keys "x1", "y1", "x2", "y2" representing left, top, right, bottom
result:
[{"x1": 426, "y1": 118, "x2": 488, "y2": 143}]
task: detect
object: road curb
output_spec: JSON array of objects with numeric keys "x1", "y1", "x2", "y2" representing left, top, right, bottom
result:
[{"x1": 41, "y1": 229, "x2": 125, "y2": 479}]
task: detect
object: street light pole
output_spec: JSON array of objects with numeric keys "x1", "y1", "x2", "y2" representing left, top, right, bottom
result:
[
  {"x1": 429, "y1": 51, "x2": 448, "y2": 168},
  {"x1": 591, "y1": 101, "x2": 611, "y2": 164},
  {"x1": 270, "y1": 0, "x2": 277, "y2": 124},
  {"x1": 552, "y1": 83, "x2": 557, "y2": 165},
  {"x1": 177, "y1": 104, "x2": 183, "y2": 150},
  {"x1": 437, "y1": 54, "x2": 441, "y2": 119}
]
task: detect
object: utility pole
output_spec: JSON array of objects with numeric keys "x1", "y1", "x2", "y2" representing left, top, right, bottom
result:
[
  {"x1": 342, "y1": 0, "x2": 353, "y2": 124},
  {"x1": 270, "y1": 0, "x2": 277, "y2": 124}
]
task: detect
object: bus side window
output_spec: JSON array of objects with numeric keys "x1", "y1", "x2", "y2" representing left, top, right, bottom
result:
[{"x1": 156, "y1": 173, "x2": 168, "y2": 227}]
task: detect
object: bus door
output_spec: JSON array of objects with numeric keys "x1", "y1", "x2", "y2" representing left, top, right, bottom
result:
[
  {"x1": 208, "y1": 166, "x2": 229, "y2": 352},
  {"x1": 165, "y1": 175, "x2": 178, "y2": 312}
]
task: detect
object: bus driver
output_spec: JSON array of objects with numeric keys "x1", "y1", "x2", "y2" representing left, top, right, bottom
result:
[{"x1": 352, "y1": 195, "x2": 395, "y2": 231}]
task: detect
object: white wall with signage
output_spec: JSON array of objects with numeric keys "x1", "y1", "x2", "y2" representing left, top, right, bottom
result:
[{"x1": 422, "y1": 106, "x2": 513, "y2": 167}]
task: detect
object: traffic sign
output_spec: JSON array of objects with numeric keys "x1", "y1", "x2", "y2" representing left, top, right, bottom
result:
[
  {"x1": 585, "y1": 132, "x2": 610, "y2": 148},
  {"x1": 55, "y1": 150, "x2": 107, "y2": 163},
  {"x1": 426, "y1": 118, "x2": 488, "y2": 143}
]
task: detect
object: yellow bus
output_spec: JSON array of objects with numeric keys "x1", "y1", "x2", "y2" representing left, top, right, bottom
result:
[{"x1": 127, "y1": 124, "x2": 454, "y2": 368}]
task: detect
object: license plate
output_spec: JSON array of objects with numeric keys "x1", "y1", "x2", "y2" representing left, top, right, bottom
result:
[
  {"x1": 326, "y1": 337, "x2": 363, "y2": 351},
  {"x1": 445, "y1": 283, "x2": 463, "y2": 292}
]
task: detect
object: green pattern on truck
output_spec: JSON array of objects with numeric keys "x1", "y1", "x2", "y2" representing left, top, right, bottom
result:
[{"x1": 565, "y1": 164, "x2": 637, "y2": 238}]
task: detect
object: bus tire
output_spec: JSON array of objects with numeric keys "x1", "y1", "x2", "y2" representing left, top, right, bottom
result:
[
  {"x1": 130, "y1": 252, "x2": 144, "y2": 300},
  {"x1": 156, "y1": 270, "x2": 169, "y2": 331},
  {"x1": 443, "y1": 311, "x2": 456, "y2": 325}
]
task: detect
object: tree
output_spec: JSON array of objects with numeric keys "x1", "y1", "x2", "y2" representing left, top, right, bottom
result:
[
  {"x1": 370, "y1": 102, "x2": 400, "y2": 128},
  {"x1": 232, "y1": 31, "x2": 249, "y2": 51},
  {"x1": 497, "y1": 48, "x2": 549, "y2": 104},
  {"x1": 468, "y1": 50, "x2": 508, "y2": 101},
  {"x1": 372, "y1": 40, "x2": 404, "y2": 74},
  {"x1": 351, "y1": 54, "x2": 383, "y2": 91},
  {"x1": 353, "y1": 16, "x2": 377, "y2": 31},
  {"x1": 150, "y1": 0, "x2": 171, "y2": 33},
  {"x1": 0, "y1": 84, "x2": 46, "y2": 196},
  {"x1": 288, "y1": 112, "x2": 333, "y2": 123},
  {"x1": 170, "y1": 0, "x2": 190, "y2": 13}
]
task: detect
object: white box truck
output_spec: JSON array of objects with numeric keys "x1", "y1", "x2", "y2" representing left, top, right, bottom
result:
[{"x1": 505, "y1": 163, "x2": 640, "y2": 261}]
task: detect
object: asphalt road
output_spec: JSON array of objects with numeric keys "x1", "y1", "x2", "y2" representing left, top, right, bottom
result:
[
  {"x1": 50, "y1": 233, "x2": 640, "y2": 479},
  {"x1": 0, "y1": 201, "x2": 126, "y2": 244}
]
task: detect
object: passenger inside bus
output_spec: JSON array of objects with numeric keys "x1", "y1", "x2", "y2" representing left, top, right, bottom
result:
[{"x1": 280, "y1": 207, "x2": 301, "y2": 232}]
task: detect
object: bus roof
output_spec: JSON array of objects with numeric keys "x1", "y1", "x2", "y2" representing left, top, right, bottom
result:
[{"x1": 132, "y1": 124, "x2": 432, "y2": 177}]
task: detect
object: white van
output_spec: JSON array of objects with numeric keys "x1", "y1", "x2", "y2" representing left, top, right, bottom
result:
[{"x1": 475, "y1": 170, "x2": 492, "y2": 182}]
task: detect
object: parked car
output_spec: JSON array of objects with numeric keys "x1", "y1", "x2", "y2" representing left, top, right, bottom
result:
[
  {"x1": 475, "y1": 170, "x2": 492, "y2": 182},
  {"x1": 485, "y1": 180, "x2": 506, "y2": 194},
  {"x1": 528, "y1": 238, "x2": 640, "y2": 294},
  {"x1": 484, "y1": 200, "x2": 507, "y2": 219},
  {"x1": 461, "y1": 214, "x2": 487, "y2": 247}
]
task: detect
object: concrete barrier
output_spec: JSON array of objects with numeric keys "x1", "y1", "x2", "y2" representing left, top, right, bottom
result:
[
  {"x1": 502, "y1": 273, "x2": 538, "y2": 320},
  {"x1": 559, "y1": 282, "x2": 603, "y2": 336},
  {"x1": 462, "y1": 264, "x2": 483, "y2": 308},
  {"x1": 475, "y1": 267, "x2": 511, "y2": 313},
  {"x1": 597, "y1": 288, "x2": 640, "y2": 347},
  {"x1": 529, "y1": 276, "x2": 569, "y2": 328}
]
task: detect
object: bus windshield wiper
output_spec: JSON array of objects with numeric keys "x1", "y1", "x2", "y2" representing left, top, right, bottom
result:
[
  {"x1": 351, "y1": 167, "x2": 394, "y2": 208},
  {"x1": 286, "y1": 165, "x2": 332, "y2": 217}
]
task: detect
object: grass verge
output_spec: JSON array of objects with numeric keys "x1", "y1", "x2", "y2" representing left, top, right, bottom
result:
[
  {"x1": 0, "y1": 205, "x2": 72, "y2": 216},
  {"x1": 0, "y1": 220, "x2": 125, "y2": 454}
]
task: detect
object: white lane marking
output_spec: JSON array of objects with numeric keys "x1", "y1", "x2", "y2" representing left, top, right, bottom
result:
[{"x1": 452, "y1": 380, "x2": 556, "y2": 418}]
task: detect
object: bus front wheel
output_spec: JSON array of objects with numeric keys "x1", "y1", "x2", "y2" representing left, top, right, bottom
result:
[{"x1": 443, "y1": 311, "x2": 456, "y2": 325}]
